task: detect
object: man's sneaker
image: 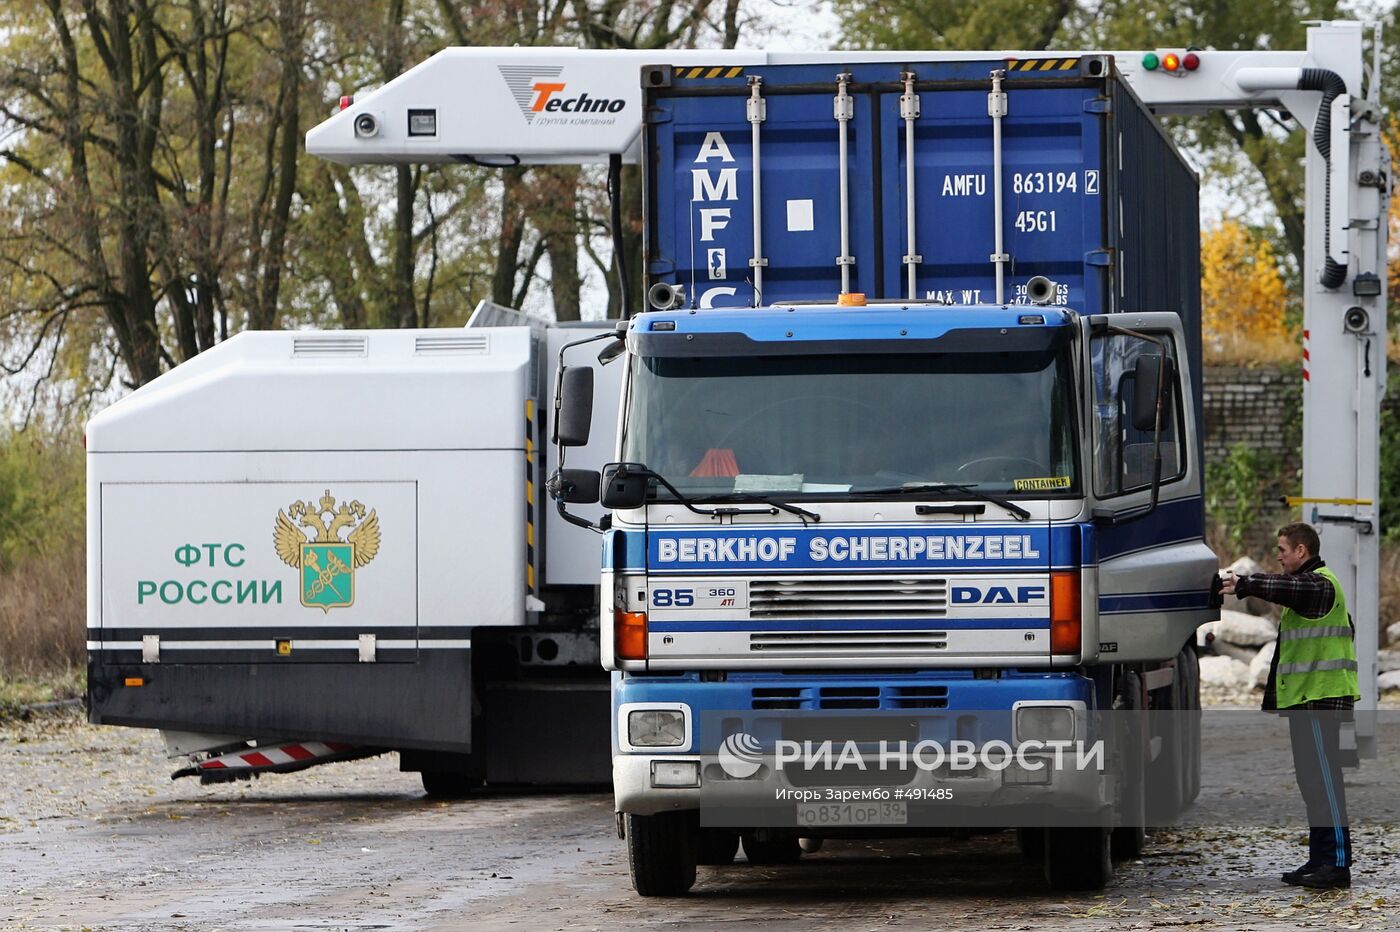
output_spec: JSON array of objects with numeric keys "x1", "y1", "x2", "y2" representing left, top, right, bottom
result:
[
  {"x1": 1295, "y1": 864, "x2": 1351, "y2": 890},
  {"x1": 1282, "y1": 861, "x2": 1321, "y2": 885}
]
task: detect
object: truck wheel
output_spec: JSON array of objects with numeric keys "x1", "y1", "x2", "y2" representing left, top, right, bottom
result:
[
  {"x1": 626, "y1": 811, "x2": 698, "y2": 896},
  {"x1": 741, "y1": 833, "x2": 802, "y2": 865},
  {"x1": 419, "y1": 771, "x2": 480, "y2": 799},
  {"x1": 1181, "y1": 647, "x2": 1202, "y2": 803},
  {"x1": 1016, "y1": 827, "x2": 1046, "y2": 864},
  {"x1": 1111, "y1": 670, "x2": 1147, "y2": 860},
  {"x1": 1145, "y1": 666, "x2": 1185, "y2": 823},
  {"x1": 1044, "y1": 826, "x2": 1113, "y2": 891},
  {"x1": 697, "y1": 828, "x2": 740, "y2": 865}
]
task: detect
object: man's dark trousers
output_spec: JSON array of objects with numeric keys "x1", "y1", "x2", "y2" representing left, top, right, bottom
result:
[{"x1": 1285, "y1": 709, "x2": 1352, "y2": 868}]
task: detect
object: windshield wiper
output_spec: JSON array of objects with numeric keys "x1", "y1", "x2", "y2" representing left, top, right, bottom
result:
[
  {"x1": 636, "y1": 468, "x2": 819, "y2": 525},
  {"x1": 845, "y1": 483, "x2": 1031, "y2": 522},
  {"x1": 690, "y1": 492, "x2": 822, "y2": 525}
]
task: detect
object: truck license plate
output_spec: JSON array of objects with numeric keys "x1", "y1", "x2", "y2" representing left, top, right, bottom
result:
[{"x1": 796, "y1": 801, "x2": 907, "y2": 828}]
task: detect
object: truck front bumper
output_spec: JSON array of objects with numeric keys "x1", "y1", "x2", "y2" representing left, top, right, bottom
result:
[{"x1": 613, "y1": 670, "x2": 1113, "y2": 826}]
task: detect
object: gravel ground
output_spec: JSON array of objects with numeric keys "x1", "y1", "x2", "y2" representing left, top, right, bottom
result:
[{"x1": 2, "y1": 702, "x2": 1398, "y2": 931}]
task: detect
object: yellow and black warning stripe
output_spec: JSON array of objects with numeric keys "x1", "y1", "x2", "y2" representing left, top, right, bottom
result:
[
  {"x1": 674, "y1": 65, "x2": 746, "y2": 80},
  {"x1": 525, "y1": 399, "x2": 536, "y2": 597},
  {"x1": 1005, "y1": 58, "x2": 1080, "y2": 72}
]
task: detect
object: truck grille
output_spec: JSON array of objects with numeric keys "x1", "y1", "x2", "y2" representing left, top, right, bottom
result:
[
  {"x1": 751, "y1": 685, "x2": 949, "y2": 711},
  {"x1": 749, "y1": 630, "x2": 948, "y2": 655},
  {"x1": 749, "y1": 576, "x2": 948, "y2": 619}
]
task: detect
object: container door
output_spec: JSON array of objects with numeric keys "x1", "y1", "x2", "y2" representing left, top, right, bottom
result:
[{"x1": 875, "y1": 81, "x2": 1107, "y2": 311}]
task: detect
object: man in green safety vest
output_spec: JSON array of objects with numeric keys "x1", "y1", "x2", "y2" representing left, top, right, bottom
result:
[{"x1": 1222, "y1": 522, "x2": 1359, "y2": 890}]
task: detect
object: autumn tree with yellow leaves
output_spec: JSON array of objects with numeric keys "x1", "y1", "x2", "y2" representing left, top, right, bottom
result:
[{"x1": 1200, "y1": 219, "x2": 1293, "y2": 363}]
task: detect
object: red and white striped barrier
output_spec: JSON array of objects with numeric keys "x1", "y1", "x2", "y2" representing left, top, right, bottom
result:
[{"x1": 172, "y1": 740, "x2": 374, "y2": 781}]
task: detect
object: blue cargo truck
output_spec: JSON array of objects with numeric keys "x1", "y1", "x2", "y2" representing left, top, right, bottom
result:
[{"x1": 551, "y1": 57, "x2": 1217, "y2": 894}]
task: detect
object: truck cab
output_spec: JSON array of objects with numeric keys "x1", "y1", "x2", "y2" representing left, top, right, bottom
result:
[{"x1": 554, "y1": 299, "x2": 1216, "y2": 893}]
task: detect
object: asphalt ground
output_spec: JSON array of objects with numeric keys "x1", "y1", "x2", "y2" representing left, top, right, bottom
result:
[{"x1": 2, "y1": 704, "x2": 1398, "y2": 931}]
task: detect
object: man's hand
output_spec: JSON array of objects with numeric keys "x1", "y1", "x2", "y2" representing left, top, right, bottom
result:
[{"x1": 1219, "y1": 570, "x2": 1238, "y2": 595}]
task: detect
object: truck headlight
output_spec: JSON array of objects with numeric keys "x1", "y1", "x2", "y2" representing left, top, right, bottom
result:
[
  {"x1": 628, "y1": 708, "x2": 687, "y2": 747},
  {"x1": 1013, "y1": 703, "x2": 1077, "y2": 744}
]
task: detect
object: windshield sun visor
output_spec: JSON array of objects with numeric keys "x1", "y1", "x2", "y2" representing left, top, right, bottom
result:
[{"x1": 630, "y1": 323, "x2": 1071, "y2": 358}]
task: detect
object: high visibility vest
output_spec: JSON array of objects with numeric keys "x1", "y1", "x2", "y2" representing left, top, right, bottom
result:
[{"x1": 1276, "y1": 566, "x2": 1360, "y2": 709}]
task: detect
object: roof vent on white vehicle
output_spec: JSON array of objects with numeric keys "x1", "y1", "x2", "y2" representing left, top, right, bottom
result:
[
  {"x1": 414, "y1": 333, "x2": 490, "y2": 355},
  {"x1": 291, "y1": 335, "x2": 367, "y2": 357}
]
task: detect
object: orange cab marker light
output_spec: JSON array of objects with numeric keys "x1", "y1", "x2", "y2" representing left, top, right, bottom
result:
[
  {"x1": 616, "y1": 610, "x2": 648, "y2": 661},
  {"x1": 836, "y1": 292, "x2": 867, "y2": 307},
  {"x1": 1049, "y1": 570, "x2": 1082, "y2": 655},
  {"x1": 124, "y1": 677, "x2": 144, "y2": 687}
]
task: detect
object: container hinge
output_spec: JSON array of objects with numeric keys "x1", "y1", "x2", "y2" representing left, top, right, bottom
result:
[
  {"x1": 142, "y1": 634, "x2": 160, "y2": 664},
  {"x1": 1083, "y1": 97, "x2": 1112, "y2": 114},
  {"x1": 1085, "y1": 249, "x2": 1114, "y2": 267},
  {"x1": 358, "y1": 633, "x2": 377, "y2": 663},
  {"x1": 643, "y1": 106, "x2": 673, "y2": 126}
]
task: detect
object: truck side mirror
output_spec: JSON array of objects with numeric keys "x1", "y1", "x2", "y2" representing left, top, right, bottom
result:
[
  {"x1": 554, "y1": 468, "x2": 601, "y2": 505},
  {"x1": 554, "y1": 366, "x2": 595, "y2": 447},
  {"x1": 600, "y1": 463, "x2": 648, "y2": 509},
  {"x1": 1130, "y1": 355, "x2": 1173, "y2": 432}
]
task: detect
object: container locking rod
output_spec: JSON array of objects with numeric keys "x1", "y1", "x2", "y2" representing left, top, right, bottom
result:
[
  {"x1": 989, "y1": 69, "x2": 1010, "y2": 305},
  {"x1": 900, "y1": 71, "x2": 921, "y2": 300},
  {"x1": 835, "y1": 72, "x2": 855, "y2": 294},
  {"x1": 747, "y1": 75, "x2": 768, "y2": 306}
]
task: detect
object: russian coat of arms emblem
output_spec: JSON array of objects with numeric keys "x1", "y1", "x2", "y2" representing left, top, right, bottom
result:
[{"x1": 274, "y1": 490, "x2": 380, "y2": 612}]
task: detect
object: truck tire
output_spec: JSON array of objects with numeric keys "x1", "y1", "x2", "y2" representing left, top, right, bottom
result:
[
  {"x1": 626, "y1": 811, "x2": 698, "y2": 896},
  {"x1": 419, "y1": 771, "x2": 480, "y2": 799},
  {"x1": 1016, "y1": 827, "x2": 1046, "y2": 864},
  {"x1": 697, "y1": 828, "x2": 740, "y2": 865},
  {"x1": 1145, "y1": 664, "x2": 1185, "y2": 823},
  {"x1": 741, "y1": 833, "x2": 802, "y2": 865},
  {"x1": 1111, "y1": 670, "x2": 1147, "y2": 860},
  {"x1": 1181, "y1": 647, "x2": 1202, "y2": 803},
  {"x1": 1044, "y1": 826, "x2": 1113, "y2": 891}
]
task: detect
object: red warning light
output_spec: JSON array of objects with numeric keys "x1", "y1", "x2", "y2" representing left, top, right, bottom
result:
[
  {"x1": 338, "y1": 95, "x2": 354, "y2": 111},
  {"x1": 1183, "y1": 52, "x2": 1200, "y2": 71}
]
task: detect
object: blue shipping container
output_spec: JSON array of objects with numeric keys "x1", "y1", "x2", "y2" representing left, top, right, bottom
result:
[{"x1": 642, "y1": 56, "x2": 1201, "y2": 344}]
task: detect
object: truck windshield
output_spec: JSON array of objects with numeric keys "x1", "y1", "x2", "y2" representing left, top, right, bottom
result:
[{"x1": 623, "y1": 344, "x2": 1078, "y2": 499}]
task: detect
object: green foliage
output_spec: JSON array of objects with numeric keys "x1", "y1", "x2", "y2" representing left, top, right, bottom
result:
[
  {"x1": 833, "y1": 0, "x2": 1074, "y2": 50},
  {"x1": 1206, "y1": 442, "x2": 1278, "y2": 554},
  {"x1": 0, "y1": 670, "x2": 84, "y2": 719},
  {"x1": 0, "y1": 429, "x2": 84, "y2": 567},
  {"x1": 1380, "y1": 368, "x2": 1400, "y2": 542}
]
